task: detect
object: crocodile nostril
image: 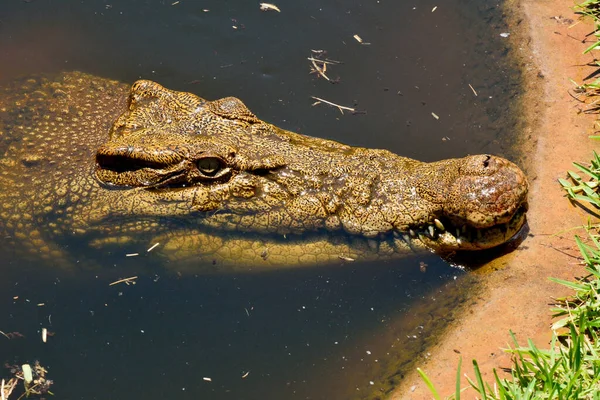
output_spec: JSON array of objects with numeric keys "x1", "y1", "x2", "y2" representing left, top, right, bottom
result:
[{"x1": 483, "y1": 154, "x2": 491, "y2": 168}]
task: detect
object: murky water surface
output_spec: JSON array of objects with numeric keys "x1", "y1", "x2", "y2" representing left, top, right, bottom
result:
[{"x1": 0, "y1": 0, "x2": 520, "y2": 398}]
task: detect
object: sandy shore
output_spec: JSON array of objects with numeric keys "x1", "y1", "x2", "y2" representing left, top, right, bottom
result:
[{"x1": 392, "y1": 0, "x2": 600, "y2": 398}]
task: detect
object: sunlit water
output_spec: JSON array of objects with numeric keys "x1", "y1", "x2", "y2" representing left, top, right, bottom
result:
[{"x1": 0, "y1": 0, "x2": 521, "y2": 398}]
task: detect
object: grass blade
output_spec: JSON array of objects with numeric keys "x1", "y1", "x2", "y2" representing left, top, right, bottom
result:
[
  {"x1": 417, "y1": 368, "x2": 441, "y2": 400},
  {"x1": 455, "y1": 357, "x2": 462, "y2": 400},
  {"x1": 472, "y1": 359, "x2": 488, "y2": 399}
]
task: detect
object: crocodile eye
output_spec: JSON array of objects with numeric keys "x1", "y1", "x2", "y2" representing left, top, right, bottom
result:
[{"x1": 197, "y1": 157, "x2": 222, "y2": 176}]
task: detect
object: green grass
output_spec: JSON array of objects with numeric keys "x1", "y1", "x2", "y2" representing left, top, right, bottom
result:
[
  {"x1": 419, "y1": 262, "x2": 600, "y2": 399},
  {"x1": 570, "y1": 0, "x2": 600, "y2": 116},
  {"x1": 575, "y1": 0, "x2": 600, "y2": 54},
  {"x1": 417, "y1": 1, "x2": 600, "y2": 397},
  {"x1": 559, "y1": 151, "x2": 600, "y2": 205}
]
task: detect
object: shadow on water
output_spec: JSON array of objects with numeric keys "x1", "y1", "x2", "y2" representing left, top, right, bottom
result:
[{"x1": 0, "y1": 0, "x2": 522, "y2": 398}]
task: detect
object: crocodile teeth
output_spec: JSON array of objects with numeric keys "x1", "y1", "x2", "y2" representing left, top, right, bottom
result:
[
  {"x1": 428, "y1": 225, "x2": 435, "y2": 237},
  {"x1": 461, "y1": 225, "x2": 468, "y2": 233},
  {"x1": 433, "y1": 218, "x2": 445, "y2": 231},
  {"x1": 402, "y1": 234, "x2": 411, "y2": 244},
  {"x1": 409, "y1": 229, "x2": 416, "y2": 237},
  {"x1": 456, "y1": 228, "x2": 460, "y2": 238}
]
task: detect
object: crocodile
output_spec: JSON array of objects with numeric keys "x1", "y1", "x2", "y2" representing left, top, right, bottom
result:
[{"x1": 0, "y1": 71, "x2": 528, "y2": 271}]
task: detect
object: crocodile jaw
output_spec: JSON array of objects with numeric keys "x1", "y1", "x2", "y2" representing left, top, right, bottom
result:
[
  {"x1": 400, "y1": 203, "x2": 528, "y2": 252},
  {"x1": 388, "y1": 154, "x2": 529, "y2": 252}
]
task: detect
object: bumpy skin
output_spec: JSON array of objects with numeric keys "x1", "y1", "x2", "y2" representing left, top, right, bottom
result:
[{"x1": 0, "y1": 72, "x2": 528, "y2": 271}]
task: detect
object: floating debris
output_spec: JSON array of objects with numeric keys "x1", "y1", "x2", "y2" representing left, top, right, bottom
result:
[
  {"x1": 338, "y1": 255, "x2": 355, "y2": 262},
  {"x1": 308, "y1": 50, "x2": 342, "y2": 84},
  {"x1": 21, "y1": 365, "x2": 32, "y2": 385},
  {"x1": 500, "y1": 32, "x2": 510, "y2": 38},
  {"x1": 1, "y1": 377, "x2": 18, "y2": 400},
  {"x1": 242, "y1": 371, "x2": 250, "y2": 379},
  {"x1": 310, "y1": 58, "x2": 331, "y2": 82},
  {"x1": 468, "y1": 83, "x2": 478, "y2": 96},
  {"x1": 41, "y1": 328, "x2": 47, "y2": 343},
  {"x1": 147, "y1": 242, "x2": 160, "y2": 252},
  {"x1": 432, "y1": 6, "x2": 437, "y2": 12},
  {"x1": 3, "y1": 362, "x2": 53, "y2": 399},
  {"x1": 260, "y1": 3, "x2": 281, "y2": 12},
  {"x1": 431, "y1": 112, "x2": 440, "y2": 120},
  {"x1": 0, "y1": 331, "x2": 24, "y2": 340},
  {"x1": 203, "y1": 377, "x2": 212, "y2": 382},
  {"x1": 353, "y1": 34, "x2": 371, "y2": 45},
  {"x1": 125, "y1": 253, "x2": 139, "y2": 257},
  {"x1": 109, "y1": 276, "x2": 138, "y2": 286},
  {"x1": 310, "y1": 96, "x2": 357, "y2": 115}
]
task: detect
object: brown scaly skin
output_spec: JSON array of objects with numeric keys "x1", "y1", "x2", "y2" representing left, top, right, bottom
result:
[{"x1": 0, "y1": 72, "x2": 528, "y2": 271}]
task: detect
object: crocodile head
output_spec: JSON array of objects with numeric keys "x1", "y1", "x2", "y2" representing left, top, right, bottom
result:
[{"x1": 94, "y1": 80, "x2": 528, "y2": 257}]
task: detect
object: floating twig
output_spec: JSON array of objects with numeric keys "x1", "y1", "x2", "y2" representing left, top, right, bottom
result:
[
  {"x1": 310, "y1": 96, "x2": 356, "y2": 114},
  {"x1": 468, "y1": 83, "x2": 478, "y2": 96},
  {"x1": 306, "y1": 57, "x2": 342, "y2": 65},
  {"x1": 147, "y1": 242, "x2": 160, "y2": 252},
  {"x1": 0, "y1": 331, "x2": 24, "y2": 340},
  {"x1": 109, "y1": 276, "x2": 138, "y2": 286},
  {"x1": 1, "y1": 378, "x2": 18, "y2": 400},
  {"x1": 310, "y1": 59, "x2": 331, "y2": 82},
  {"x1": 308, "y1": 50, "x2": 341, "y2": 84}
]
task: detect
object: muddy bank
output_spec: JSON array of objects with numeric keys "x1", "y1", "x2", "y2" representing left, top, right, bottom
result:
[{"x1": 392, "y1": 0, "x2": 600, "y2": 398}]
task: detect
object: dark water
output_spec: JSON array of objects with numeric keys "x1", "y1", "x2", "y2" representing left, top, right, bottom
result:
[
  {"x1": 0, "y1": 0, "x2": 522, "y2": 399},
  {"x1": 2, "y1": 258, "x2": 471, "y2": 400}
]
